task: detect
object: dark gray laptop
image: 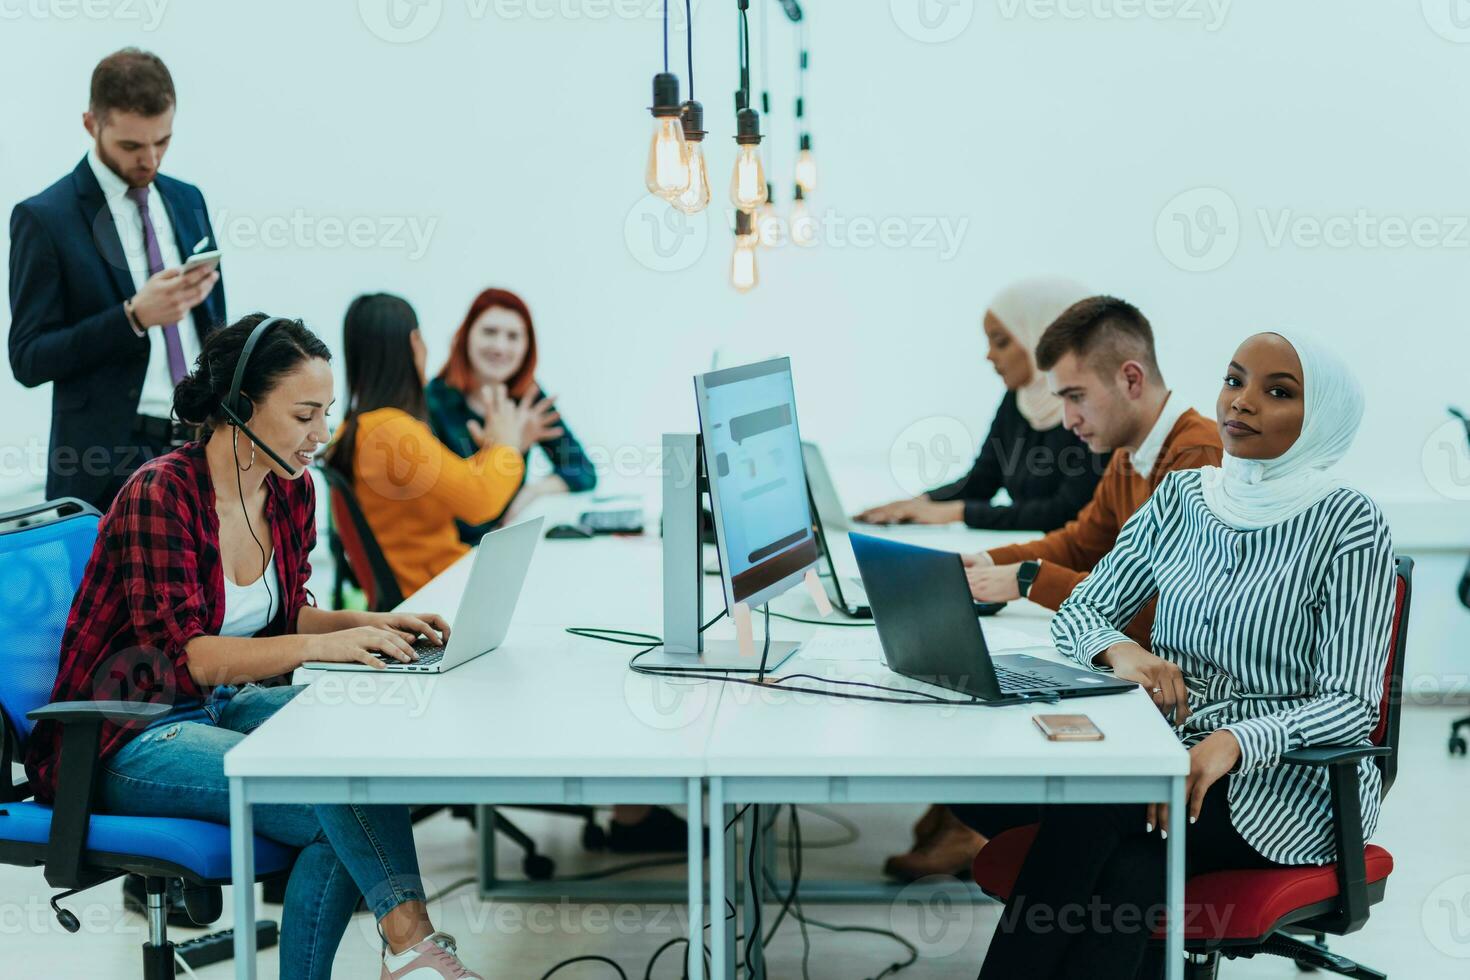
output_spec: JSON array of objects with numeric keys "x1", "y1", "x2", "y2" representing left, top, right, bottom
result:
[{"x1": 850, "y1": 532, "x2": 1136, "y2": 703}]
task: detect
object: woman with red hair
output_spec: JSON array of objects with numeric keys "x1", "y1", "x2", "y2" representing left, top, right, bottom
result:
[{"x1": 427, "y1": 288, "x2": 596, "y2": 544}]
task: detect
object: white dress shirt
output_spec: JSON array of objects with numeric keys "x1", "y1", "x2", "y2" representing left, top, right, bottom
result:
[
  {"x1": 1128, "y1": 391, "x2": 1191, "y2": 479},
  {"x1": 87, "y1": 148, "x2": 201, "y2": 420}
]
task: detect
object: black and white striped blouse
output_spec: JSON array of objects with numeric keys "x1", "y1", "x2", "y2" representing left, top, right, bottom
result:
[{"x1": 1051, "y1": 468, "x2": 1395, "y2": 866}]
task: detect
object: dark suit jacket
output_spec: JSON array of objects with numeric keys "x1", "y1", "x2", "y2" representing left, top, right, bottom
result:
[{"x1": 8, "y1": 157, "x2": 226, "y2": 507}]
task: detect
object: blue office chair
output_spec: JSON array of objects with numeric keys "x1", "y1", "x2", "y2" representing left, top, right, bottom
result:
[{"x1": 0, "y1": 498, "x2": 294, "y2": 979}]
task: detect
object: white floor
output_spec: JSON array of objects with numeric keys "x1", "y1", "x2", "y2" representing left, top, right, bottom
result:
[{"x1": 6, "y1": 705, "x2": 1469, "y2": 979}]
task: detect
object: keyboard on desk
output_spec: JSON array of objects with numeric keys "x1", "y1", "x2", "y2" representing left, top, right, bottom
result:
[
  {"x1": 992, "y1": 664, "x2": 1069, "y2": 693},
  {"x1": 373, "y1": 638, "x2": 445, "y2": 668},
  {"x1": 577, "y1": 508, "x2": 644, "y2": 534}
]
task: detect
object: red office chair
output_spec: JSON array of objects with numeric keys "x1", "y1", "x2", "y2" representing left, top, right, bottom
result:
[{"x1": 971, "y1": 556, "x2": 1413, "y2": 980}]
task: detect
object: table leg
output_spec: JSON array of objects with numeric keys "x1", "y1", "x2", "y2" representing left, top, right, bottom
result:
[
  {"x1": 709, "y1": 779, "x2": 728, "y2": 980},
  {"x1": 1166, "y1": 775, "x2": 1186, "y2": 980},
  {"x1": 229, "y1": 777, "x2": 257, "y2": 980},
  {"x1": 687, "y1": 777, "x2": 705, "y2": 980}
]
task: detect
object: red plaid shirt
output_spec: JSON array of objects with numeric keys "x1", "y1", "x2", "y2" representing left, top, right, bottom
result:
[{"x1": 24, "y1": 442, "x2": 316, "y2": 803}]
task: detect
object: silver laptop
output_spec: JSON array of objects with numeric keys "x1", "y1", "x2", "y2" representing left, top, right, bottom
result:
[
  {"x1": 303, "y1": 517, "x2": 543, "y2": 673},
  {"x1": 801, "y1": 442, "x2": 874, "y2": 617}
]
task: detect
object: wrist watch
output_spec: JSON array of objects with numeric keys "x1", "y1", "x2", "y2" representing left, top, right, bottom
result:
[{"x1": 1016, "y1": 559, "x2": 1042, "y2": 599}]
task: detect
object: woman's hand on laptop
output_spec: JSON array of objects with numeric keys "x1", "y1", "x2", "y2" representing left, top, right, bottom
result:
[
  {"x1": 362, "y1": 611, "x2": 451, "y2": 648},
  {"x1": 306, "y1": 627, "x2": 421, "y2": 668},
  {"x1": 855, "y1": 497, "x2": 960, "y2": 525},
  {"x1": 1098, "y1": 642, "x2": 1191, "y2": 728}
]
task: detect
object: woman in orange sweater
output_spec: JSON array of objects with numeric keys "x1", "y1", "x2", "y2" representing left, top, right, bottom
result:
[{"x1": 324, "y1": 293, "x2": 547, "y2": 597}]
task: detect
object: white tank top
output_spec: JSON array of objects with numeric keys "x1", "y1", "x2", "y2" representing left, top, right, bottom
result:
[{"x1": 221, "y1": 561, "x2": 280, "y2": 637}]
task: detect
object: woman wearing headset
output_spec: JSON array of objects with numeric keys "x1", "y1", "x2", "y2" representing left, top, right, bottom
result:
[{"x1": 24, "y1": 314, "x2": 485, "y2": 980}]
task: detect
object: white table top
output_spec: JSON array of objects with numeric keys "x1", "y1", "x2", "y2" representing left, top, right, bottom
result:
[{"x1": 226, "y1": 461, "x2": 1187, "y2": 781}]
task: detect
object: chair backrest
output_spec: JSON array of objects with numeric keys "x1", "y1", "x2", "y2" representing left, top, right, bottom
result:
[
  {"x1": 1370, "y1": 556, "x2": 1412, "y2": 794},
  {"x1": 0, "y1": 499, "x2": 101, "y2": 751},
  {"x1": 315, "y1": 464, "x2": 404, "y2": 612}
]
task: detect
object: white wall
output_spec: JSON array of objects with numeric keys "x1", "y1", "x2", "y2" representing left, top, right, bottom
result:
[{"x1": 3, "y1": 1, "x2": 1469, "y2": 682}]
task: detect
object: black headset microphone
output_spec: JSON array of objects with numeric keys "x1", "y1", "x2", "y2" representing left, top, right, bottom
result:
[
  {"x1": 216, "y1": 314, "x2": 299, "y2": 623},
  {"x1": 218, "y1": 315, "x2": 298, "y2": 477}
]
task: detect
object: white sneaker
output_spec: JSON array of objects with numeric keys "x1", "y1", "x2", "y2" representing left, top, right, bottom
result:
[{"x1": 380, "y1": 932, "x2": 483, "y2": 979}]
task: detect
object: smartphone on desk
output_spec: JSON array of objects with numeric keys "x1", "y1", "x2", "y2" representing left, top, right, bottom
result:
[{"x1": 1033, "y1": 714, "x2": 1104, "y2": 742}]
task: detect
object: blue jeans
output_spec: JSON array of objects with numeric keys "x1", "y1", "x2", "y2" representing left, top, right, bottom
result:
[{"x1": 98, "y1": 684, "x2": 425, "y2": 980}]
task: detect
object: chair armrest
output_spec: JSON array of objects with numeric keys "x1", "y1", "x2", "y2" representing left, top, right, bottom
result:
[
  {"x1": 27, "y1": 701, "x2": 171, "y2": 724},
  {"x1": 1281, "y1": 745, "x2": 1391, "y2": 767},
  {"x1": 29, "y1": 700, "x2": 168, "y2": 889},
  {"x1": 1278, "y1": 744, "x2": 1380, "y2": 935}
]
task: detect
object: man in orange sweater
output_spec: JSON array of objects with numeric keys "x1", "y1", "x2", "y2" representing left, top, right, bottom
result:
[{"x1": 886, "y1": 295, "x2": 1223, "y2": 882}]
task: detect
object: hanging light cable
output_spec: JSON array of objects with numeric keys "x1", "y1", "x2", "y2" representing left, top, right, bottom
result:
[
  {"x1": 729, "y1": 0, "x2": 767, "y2": 211},
  {"x1": 645, "y1": 0, "x2": 688, "y2": 199},
  {"x1": 755, "y1": 0, "x2": 781, "y2": 246},
  {"x1": 793, "y1": 16, "x2": 817, "y2": 194},
  {"x1": 672, "y1": 0, "x2": 710, "y2": 213}
]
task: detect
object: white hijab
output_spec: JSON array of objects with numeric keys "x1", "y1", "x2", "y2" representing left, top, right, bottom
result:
[
  {"x1": 1199, "y1": 331, "x2": 1363, "y2": 530},
  {"x1": 988, "y1": 277, "x2": 1092, "y2": 431}
]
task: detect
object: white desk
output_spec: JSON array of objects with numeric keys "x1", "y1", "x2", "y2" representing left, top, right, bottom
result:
[{"x1": 226, "y1": 467, "x2": 1189, "y2": 980}]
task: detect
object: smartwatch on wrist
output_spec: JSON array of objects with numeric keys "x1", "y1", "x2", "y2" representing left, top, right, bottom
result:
[{"x1": 1016, "y1": 559, "x2": 1041, "y2": 599}]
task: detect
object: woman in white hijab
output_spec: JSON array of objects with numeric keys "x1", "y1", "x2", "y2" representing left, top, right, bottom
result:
[
  {"x1": 959, "y1": 331, "x2": 1397, "y2": 978},
  {"x1": 858, "y1": 277, "x2": 1108, "y2": 532}
]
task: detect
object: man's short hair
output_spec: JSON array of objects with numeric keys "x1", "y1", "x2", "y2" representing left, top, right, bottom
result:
[
  {"x1": 90, "y1": 49, "x2": 175, "y2": 121},
  {"x1": 1035, "y1": 295, "x2": 1162, "y2": 381}
]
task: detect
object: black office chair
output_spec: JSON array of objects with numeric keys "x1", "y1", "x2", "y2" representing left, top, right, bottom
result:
[
  {"x1": 313, "y1": 465, "x2": 607, "y2": 874},
  {"x1": 1451, "y1": 555, "x2": 1470, "y2": 755},
  {"x1": 0, "y1": 499, "x2": 288, "y2": 978}
]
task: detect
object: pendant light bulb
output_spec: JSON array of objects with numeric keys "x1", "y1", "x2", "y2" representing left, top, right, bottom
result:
[
  {"x1": 645, "y1": 73, "x2": 689, "y2": 198},
  {"x1": 790, "y1": 184, "x2": 817, "y2": 248},
  {"x1": 795, "y1": 134, "x2": 817, "y2": 193},
  {"x1": 729, "y1": 108, "x2": 768, "y2": 210},
  {"x1": 731, "y1": 209, "x2": 759, "y2": 292},
  {"x1": 756, "y1": 182, "x2": 782, "y2": 248},
  {"x1": 672, "y1": 101, "x2": 710, "y2": 214}
]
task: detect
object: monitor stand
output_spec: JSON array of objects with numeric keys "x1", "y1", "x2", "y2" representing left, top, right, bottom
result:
[{"x1": 653, "y1": 433, "x2": 802, "y2": 674}]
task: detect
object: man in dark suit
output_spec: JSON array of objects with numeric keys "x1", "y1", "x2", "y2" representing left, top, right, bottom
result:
[{"x1": 9, "y1": 48, "x2": 224, "y2": 510}]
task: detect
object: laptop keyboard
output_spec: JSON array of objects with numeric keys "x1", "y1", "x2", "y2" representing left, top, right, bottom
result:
[
  {"x1": 374, "y1": 638, "x2": 445, "y2": 667},
  {"x1": 993, "y1": 665, "x2": 1068, "y2": 693}
]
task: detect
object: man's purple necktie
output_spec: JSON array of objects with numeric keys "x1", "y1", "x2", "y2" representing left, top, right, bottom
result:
[{"x1": 124, "y1": 185, "x2": 188, "y2": 384}]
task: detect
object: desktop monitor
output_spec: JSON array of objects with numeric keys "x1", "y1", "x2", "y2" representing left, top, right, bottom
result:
[{"x1": 694, "y1": 357, "x2": 821, "y2": 613}]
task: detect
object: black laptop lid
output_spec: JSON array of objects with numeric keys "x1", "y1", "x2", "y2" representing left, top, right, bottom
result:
[{"x1": 849, "y1": 533, "x2": 1003, "y2": 699}]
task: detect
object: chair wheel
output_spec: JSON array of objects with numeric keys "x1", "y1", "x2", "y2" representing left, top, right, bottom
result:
[
  {"x1": 523, "y1": 854, "x2": 555, "y2": 880},
  {"x1": 55, "y1": 908, "x2": 80, "y2": 933},
  {"x1": 1450, "y1": 735, "x2": 1467, "y2": 756},
  {"x1": 1294, "y1": 959, "x2": 1318, "y2": 972},
  {"x1": 582, "y1": 822, "x2": 608, "y2": 851}
]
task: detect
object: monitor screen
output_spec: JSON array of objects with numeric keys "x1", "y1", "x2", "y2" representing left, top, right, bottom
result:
[{"x1": 695, "y1": 357, "x2": 820, "y2": 608}]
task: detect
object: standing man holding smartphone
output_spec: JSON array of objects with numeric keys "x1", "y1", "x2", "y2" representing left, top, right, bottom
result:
[{"x1": 9, "y1": 48, "x2": 224, "y2": 509}]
